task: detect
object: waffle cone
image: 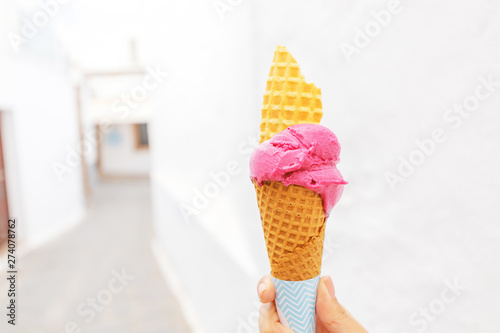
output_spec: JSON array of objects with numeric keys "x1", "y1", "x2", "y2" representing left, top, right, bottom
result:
[
  {"x1": 254, "y1": 181, "x2": 326, "y2": 281},
  {"x1": 259, "y1": 45, "x2": 323, "y2": 143}
]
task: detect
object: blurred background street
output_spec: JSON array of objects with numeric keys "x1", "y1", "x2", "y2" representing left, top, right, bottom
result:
[
  {"x1": 0, "y1": 0, "x2": 500, "y2": 332},
  {"x1": 0, "y1": 181, "x2": 191, "y2": 332}
]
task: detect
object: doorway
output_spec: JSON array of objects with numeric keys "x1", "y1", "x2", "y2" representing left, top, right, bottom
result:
[{"x1": 0, "y1": 113, "x2": 9, "y2": 247}]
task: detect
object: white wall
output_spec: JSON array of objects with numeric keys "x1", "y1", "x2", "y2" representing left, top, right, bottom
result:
[
  {"x1": 101, "y1": 123, "x2": 150, "y2": 176},
  {"x1": 0, "y1": 54, "x2": 85, "y2": 248},
  {"x1": 0, "y1": 2, "x2": 18, "y2": 54},
  {"x1": 147, "y1": 1, "x2": 263, "y2": 331}
]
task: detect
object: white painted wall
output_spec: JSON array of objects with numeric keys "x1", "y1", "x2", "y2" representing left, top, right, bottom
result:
[
  {"x1": 101, "y1": 123, "x2": 150, "y2": 177},
  {"x1": 147, "y1": 2, "x2": 263, "y2": 331},
  {"x1": 0, "y1": 54, "x2": 85, "y2": 248},
  {"x1": 0, "y1": 2, "x2": 18, "y2": 54}
]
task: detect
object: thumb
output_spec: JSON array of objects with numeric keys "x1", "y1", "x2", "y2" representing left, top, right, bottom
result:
[{"x1": 316, "y1": 276, "x2": 367, "y2": 333}]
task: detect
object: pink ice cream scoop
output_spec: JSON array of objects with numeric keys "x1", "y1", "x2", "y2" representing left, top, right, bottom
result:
[{"x1": 250, "y1": 124, "x2": 347, "y2": 216}]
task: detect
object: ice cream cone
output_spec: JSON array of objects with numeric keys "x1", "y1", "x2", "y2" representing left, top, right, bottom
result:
[
  {"x1": 254, "y1": 180, "x2": 326, "y2": 332},
  {"x1": 260, "y1": 45, "x2": 323, "y2": 143},
  {"x1": 252, "y1": 46, "x2": 345, "y2": 333},
  {"x1": 254, "y1": 180, "x2": 326, "y2": 281}
]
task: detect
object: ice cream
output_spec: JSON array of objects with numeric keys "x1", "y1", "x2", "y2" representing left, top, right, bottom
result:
[
  {"x1": 250, "y1": 123, "x2": 347, "y2": 217},
  {"x1": 252, "y1": 45, "x2": 346, "y2": 333}
]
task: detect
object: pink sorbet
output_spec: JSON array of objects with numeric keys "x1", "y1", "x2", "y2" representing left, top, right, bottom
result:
[{"x1": 250, "y1": 124, "x2": 347, "y2": 217}]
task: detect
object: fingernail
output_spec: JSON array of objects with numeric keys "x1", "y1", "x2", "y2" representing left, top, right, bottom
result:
[
  {"x1": 324, "y1": 276, "x2": 335, "y2": 298},
  {"x1": 258, "y1": 282, "x2": 267, "y2": 298}
]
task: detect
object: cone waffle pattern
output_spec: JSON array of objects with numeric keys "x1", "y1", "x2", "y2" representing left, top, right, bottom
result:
[
  {"x1": 254, "y1": 181, "x2": 326, "y2": 281},
  {"x1": 259, "y1": 45, "x2": 323, "y2": 143}
]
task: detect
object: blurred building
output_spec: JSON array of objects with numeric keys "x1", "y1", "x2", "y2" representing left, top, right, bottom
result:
[
  {"x1": 82, "y1": 63, "x2": 152, "y2": 180},
  {"x1": 0, "y1": 1, "x2": 85, "y2": 248},
  {"x1": 0, "y1": 1, "x2": 154, "y2": 247}
]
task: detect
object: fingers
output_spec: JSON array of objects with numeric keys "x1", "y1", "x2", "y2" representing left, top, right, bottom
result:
[
  {"x1": 257, "y1": 275, "x2": 367, "y2": 332},
  {"x1": 316, "y1": 276, "x2": 350, "y2": 327},
  {"x1": 316, "y1": 276, "x2": 368, "y2": 333},
  {"x1": 257, "y1": 276, "x2": 293, "y2": 333},
  {"x1": 257, "y1": 275, "x2": 276, "y2": 303},
  {"x1": 258, "y1": 303, "x2": 294, "y2": 333}
]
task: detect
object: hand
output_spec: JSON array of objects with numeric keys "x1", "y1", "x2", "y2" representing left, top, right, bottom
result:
[{"x1": 257, "y1": 275, "x2": 368, "y2": 333}]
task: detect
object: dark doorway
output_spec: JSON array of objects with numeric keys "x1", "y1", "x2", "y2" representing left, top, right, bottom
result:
[{"x1": 0, "y1": 113, "x2": 9, "y2": 248}]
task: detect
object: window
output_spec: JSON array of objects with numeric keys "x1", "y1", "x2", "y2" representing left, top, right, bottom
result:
[{"x1": 134, "y1": 123, "x2": 149, "y2": 149}]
